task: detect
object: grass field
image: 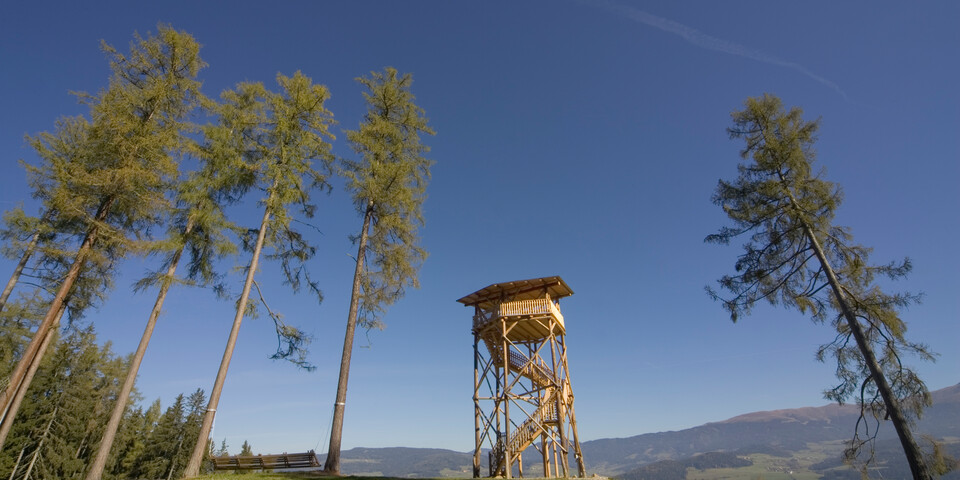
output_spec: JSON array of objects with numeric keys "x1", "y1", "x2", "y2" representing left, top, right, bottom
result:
[{"x1": 195, "y1": 474, "x2": 414, "y2": 480}]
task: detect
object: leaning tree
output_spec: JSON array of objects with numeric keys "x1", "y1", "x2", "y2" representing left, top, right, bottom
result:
[
  {"x1": 182, "y1": 71, "x2": 335, "y2": 478},
  {"x1": 707, "y1": 94, "x2": 936, "y2": 479},
  {"x1": 324, "y1": 68, "x2": 434, "y2": 474},
  {"x1": 0, "y1": 25, "x2": 205, "y2": 447}
]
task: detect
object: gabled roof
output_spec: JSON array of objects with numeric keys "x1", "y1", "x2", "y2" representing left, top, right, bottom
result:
[{"x1": 456, "y1": 276, "x2": 573, "y2": 308}]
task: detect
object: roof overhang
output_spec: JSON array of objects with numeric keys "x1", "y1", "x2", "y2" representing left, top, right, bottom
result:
[{"x1": 456, "y1": 276, "x2": 573, "y2": 308}]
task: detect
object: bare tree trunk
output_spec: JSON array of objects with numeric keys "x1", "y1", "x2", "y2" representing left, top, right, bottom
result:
[
  {"x1": 0, "y1": 231, "x2": 40, "y2": 313},
  {"x1": 166, "y1": 436, "x2": 184, "y2": 480},
  {"x1": 8, "y1": 448, "x2": 24, "y2": 480},
  {"x1": 0, "y1": 305, "x2": 64, "y2": 449},
  {"x1": 789, "y1": 189, "x2": 931, "y2": 479},
  {"x1": 84, "y1": 219, "x2": 194, "y2": 480},
  {"x1": 324, "y1": 201, "x2": 373, "y2": 474},
  {"x1": 182, "y1": 201, "x2": 273, "y2": 478},
  {"x1": 0, "y1": 197, "x2": 113, "y2": 420},
  {"x1": 23, "y1": 405, "x2": 57, "y2": 480}
]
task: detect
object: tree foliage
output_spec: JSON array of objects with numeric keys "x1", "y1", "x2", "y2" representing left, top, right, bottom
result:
[
  {"x1": 325, "y1": 67, "x2": 434, "y2": 474},
  {"x1": 343, "y1": 67, "x2": 434, "y2": 329},
  {"x1": 707, "y1": 94, "x2": 935, "y2": 478},
  {"x1": 0, "y1": 25, "x2": 207, "y2": 434},
  {"x1": 182, "y1": 71, "x2": 336, "y2": 479},
  {"x1": 209, "y1": 71, "x2": 336, "y2": 365}
]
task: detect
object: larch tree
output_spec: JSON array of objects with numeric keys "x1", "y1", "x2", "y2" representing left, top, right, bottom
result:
[
  {"x1": 83, "y1": 82, "x2": 251, "y2": 480},
  {"x1": 706, "y1": 94, "x2": 936, "y2": 479},
  {"x1": 182, "y1": 71, "x2": 335, "y2": 478},
  {"x1": 0, "y1": 116, "x2": 89, "y2": 315},
  {"x1": 0, "y1": 24, "x2": 205, "y2": 435},
  {"x1": 0, "y1": 208, "x2": 56, "y2": 312},
  {"x1": 324, "y1": 68, "x2": 434, "y2": 474}
]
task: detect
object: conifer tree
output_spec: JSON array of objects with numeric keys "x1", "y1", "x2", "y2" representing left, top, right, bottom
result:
[
  {"x1": 102, "y1": 400, "x2": 156, "y2": 480},
  {"x1": 0, "y1": 25, "x2": 205, "y2": 430},
  {"x1": 0, "y1": 246, "x2": 114, "y2": 449},
  {"x1": 182, "y1": 71, "x2": 335, "y2": 478},
  {"x1": 84, "y1": 83, "x2": 249, "y2": 480},
  {"x1": 136, "y1": 394, "x2": 186, "y2": 480},
  {"x1": 240, "y1": 440, "x2": 253, "y2": 456},
  {"x1": 324, "y1": 68, "x2": 434, "y2": 474},
  {"x1": 0, "y1": 208, "x2": 55, "y2": 312},
  {"x1": 1, "y1": 326, "x2": 125, "y2": 480},
  {"x1": 707, "y1": 94, "x2": 935, "y2": 479}
]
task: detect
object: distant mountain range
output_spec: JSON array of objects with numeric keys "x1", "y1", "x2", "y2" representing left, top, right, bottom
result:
[
  {"x1": 318, "y1": 383, "x2": 960, "y2": 478},
  {"x1": 583, "y1": 383, "x2": 960, "y2": 475}
]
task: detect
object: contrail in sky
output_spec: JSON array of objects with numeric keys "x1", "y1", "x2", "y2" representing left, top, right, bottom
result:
[{"x1": 583, "y1": 0, "x2": 848, "y2": 100}]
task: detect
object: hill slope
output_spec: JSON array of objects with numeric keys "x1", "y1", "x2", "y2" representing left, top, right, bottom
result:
[
  {"x1": 582, "y1": 383, "x2": 960, "y2": 475},
  {"x1": 312, "y1": 383, "x2": 959, "y2": 477}
]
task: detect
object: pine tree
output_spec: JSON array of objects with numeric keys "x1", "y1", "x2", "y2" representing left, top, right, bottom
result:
[
  {"x1": 101, "y1": 401, "x2": 152, "y2": 480},
  {"x1": 0, "y1": 25, "x2": 206, "y2": 437},
  {"x1": 1, "y1": 326, "x2": 125, "y2": 480},
  {"x1": 240, "y1": 440, "x2": 253, "y2": 456},
  {"x1": 214, "y1": 439, "x2": 229, "y2": 458},
  {"x1": 182, "y1": 71, "x2": 335, "y2": 478},
  {"x1": 171, "y1": 389, "x2": 207, "y2": 477},
  {"x1": 325, "y1": 68, "x2": 434, "y2": 474},
  {"x1": 0, "y1": 244, "x2": 114, "y2": 449},
  {"x1": 707, "y1": 94, "x2": 935, "y2": 479},
  {"x1": 135, "y1": 394, "x2": 186, "y2": 480}
]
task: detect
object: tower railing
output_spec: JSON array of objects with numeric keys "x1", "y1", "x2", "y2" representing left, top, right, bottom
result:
[{"x1": 472, "y1": 298, "x2": 564, "y2": 331}]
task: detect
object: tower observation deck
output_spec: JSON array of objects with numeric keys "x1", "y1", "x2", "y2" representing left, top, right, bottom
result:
[{"x1": 458, "y1": 276, "x2": 585, "y2": 478}]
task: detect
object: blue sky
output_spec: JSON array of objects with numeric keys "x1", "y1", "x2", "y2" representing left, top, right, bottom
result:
[{"x1": 1, "y1": 1, "x2": 957, "y2": 457}]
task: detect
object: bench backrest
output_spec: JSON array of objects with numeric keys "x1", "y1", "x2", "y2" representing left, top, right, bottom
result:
[{"x1": 211, "y1": 451, "x2": 320, "y2": 470}]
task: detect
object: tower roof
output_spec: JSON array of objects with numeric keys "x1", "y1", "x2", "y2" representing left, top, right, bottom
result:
[{"x1": 456, "y1": 276, "x2": 573, "y2": 308}]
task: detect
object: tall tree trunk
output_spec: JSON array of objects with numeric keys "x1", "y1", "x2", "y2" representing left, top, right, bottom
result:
[
  {"x1": 0, "y1": 305, "x2": 65, "y2": 449},
  {"x1": 167, "y1": 436, "x2": 184, "y2": 480},
  {"x1": 23, "y1": 405, "x2": 57, "y2": 480},
  {"x1": 0, "y1": 231, "x2": 40, "y2": 313},
  {"x1": 8, "y1": 447, "x2": 24, "y2": 480},
  {"x1": 324, "y1": 201, "x2": 374, "y2": 474},
  {"x1": 85, "y1": 219, "x2": 194, "y2": 480},
  {"x1": 785, "y1": 186, "x2": 931, "y2": 479},
  {"x1": 0, "y1": 197, "x2": 113, "y2": 420},
  {"x1": 182, "y1": 201, "x2": 273, "y2": 478}
]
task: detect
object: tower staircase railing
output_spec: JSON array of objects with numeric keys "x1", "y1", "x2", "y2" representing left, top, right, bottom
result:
[
  {"x1": 484, "y1": 340, "x2": 555, "y2": 388},
  {"x1": 489, "y1": 386, "x2": 561, "y2": 476}
]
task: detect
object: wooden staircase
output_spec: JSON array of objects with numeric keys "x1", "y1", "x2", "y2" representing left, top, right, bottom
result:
[
  {"x1": 488, "y1": 387, "x2": 560, "y2": 476},
  {"x1": 483, "y1": 337, "x2": 567, "y2": 476}
]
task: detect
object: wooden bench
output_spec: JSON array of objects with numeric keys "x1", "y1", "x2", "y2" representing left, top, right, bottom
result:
[{"x1": 211, "y1": 450, "x2": 321, "y2": 471}]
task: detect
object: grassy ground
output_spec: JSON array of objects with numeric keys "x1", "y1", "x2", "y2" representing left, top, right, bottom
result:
[{"x1": 195, "y1": 474, "x2": 417, "y2": 480}]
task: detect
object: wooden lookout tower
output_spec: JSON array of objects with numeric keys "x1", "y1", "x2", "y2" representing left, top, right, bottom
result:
[{"x1": 458, "y1": 276, "x2": 585, "y2": 478}]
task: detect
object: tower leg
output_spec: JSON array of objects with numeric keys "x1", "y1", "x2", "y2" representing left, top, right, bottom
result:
[
  {"x1": 569, "y1": 401, "x2": 586, "y2": 477},
  {"x1": 501, "y1": 321, "x2": 511, "y2": 479},
  {"x1": 473, "y1": 333, "x2": 481, "y2": 478},
  {"x1": 541, "y1": 435, "x2": 550, "y2": 478}
]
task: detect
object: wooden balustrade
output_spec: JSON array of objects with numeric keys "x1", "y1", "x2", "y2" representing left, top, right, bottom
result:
[{"x1": 473, "y1": 298, "x2": 565, "y2": 332}]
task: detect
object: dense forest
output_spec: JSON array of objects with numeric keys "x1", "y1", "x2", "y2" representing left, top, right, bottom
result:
[{"x1": 0, "y1": 324, "x2": 218, "y2": 479}]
